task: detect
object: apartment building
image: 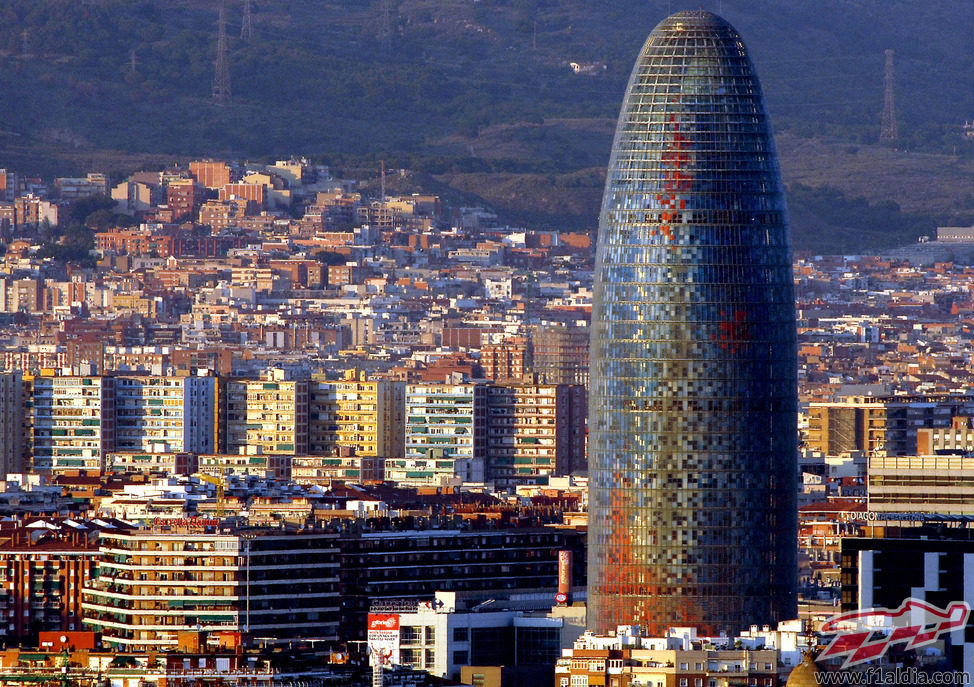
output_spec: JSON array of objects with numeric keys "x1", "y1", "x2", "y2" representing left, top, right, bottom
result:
[
  {"x1": 31, "y1": 373, "x2": 115, "y2": 474},
  {"x1": 189, "y1": 160, "x2": 232, "y2": 189},
  {"x1": 309, "y1": 370, "x2": 405, "y2": 458},
  {"x1": 223, "y1": 371, "x2": 308, "y2": 456},
  {"x1": 0, "y1": 370, "x2": 26, "y2": 475},
  {"x1": 480, "y1": 339, "x2": 527, "y2": 381},
  {"x1": 82, "y1": 525, "x2": 340, "y2": 651},
  {"x1": 0, "y1": 520, "x2": 108, "y2": 644},
  {"x1": 107, "y1": 451, "x2": 198, "y2": 475},
  {"x1": 806, "y1": 395, "x2": 974, "y2": 457},
  {"x1": 403, "y1": 382, "x2": 488, "y2": 485},
  {"x1": 485, "y1": 381, "x2": 585, "y2": 488},
  {"x1": 292, "y1": 454, "x2": 384, "y2": 484},
  {"x1": 198, "y1": 452, "x2": 291, "y2": 480},
  {"x1": 114, "y1": 374, "x2": 217, "y2": 454}
]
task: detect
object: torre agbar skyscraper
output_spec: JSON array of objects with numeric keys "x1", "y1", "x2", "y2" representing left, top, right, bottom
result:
[{"x1": 588, "y1": 11, "x2": 798, "y2": 635}]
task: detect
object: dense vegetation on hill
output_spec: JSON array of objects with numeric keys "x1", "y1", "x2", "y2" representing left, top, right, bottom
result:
[{"x1": 0, "y1": 0, "x2": 972, "y2": 250}]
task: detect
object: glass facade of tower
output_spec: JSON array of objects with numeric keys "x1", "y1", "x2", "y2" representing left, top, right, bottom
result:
[{"x1": 588, "y1": 11, "x2": 798, "y2": 635}]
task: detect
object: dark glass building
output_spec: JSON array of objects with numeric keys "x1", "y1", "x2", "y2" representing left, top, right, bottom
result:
[{"x1": 587, "y1": 10, "x2": 798, "y2": 635}]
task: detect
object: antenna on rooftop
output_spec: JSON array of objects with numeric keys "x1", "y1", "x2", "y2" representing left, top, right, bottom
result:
[
  {"x1": 213, "y1": 1, "x2": 232, "y2": 105},
  {"x1": 880, "y1": 49, "x2": 898, "y2": 145},
  {"x1": 241, "y1": 0, "x2": 255, "y2": 41},
  {"x1": 380, "y1": 160, "x2": 386, "y2": 201}
]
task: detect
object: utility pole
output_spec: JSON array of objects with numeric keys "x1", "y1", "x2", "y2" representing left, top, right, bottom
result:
[
  {"x1": 212, "y1": 2, "x2": 232, "y2": 104},
  {"x1": 241, "y1": 0, "x2": 255, "y2": 41},
  {"x1": 879, "y1": 49, "x2": 898, "y2": 144}
]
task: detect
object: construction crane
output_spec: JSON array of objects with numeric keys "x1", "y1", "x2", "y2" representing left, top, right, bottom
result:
[{"x1": 195, "y1": 472, "x2": 226, "y2": 517}]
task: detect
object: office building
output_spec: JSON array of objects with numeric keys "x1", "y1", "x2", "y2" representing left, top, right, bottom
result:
[
  {"x1": 372, "y1": 591, "x2": 585, "y2": 682},
  {"x1": 841, "y1": 531, "x2": 974, "y2": 677},
  {"x1": 867, "y1": 454, "x2": 974, "y2": 514},
  {"x1": 337, "y1": 520, "x2": 586, "y2": 641},
  {"x1": 806, "y1": 395, "x2": 974, "y2": 457},
  {"x1": 587, "y1": 11, "x2": 797, "y2": 634}
]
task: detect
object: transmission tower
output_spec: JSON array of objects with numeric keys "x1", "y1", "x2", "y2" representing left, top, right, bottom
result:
[
  {"x1": 379, "y1": 0, "x2": 393, "y2": 46},
  {"x1": 241, "y1": 0, "x2": 255, "y2": 41},
  {"x1": 130, "y1": 49, "x2": 138, "y2": 76},
  {"x1": 879, "y1": 49, "x2": 898, "y2": 144},
  {"x1": 212, "y1": 2, "x2": 232, "y2": 104}
]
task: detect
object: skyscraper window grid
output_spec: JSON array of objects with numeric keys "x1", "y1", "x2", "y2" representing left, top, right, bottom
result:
[{"x1": 587, "y1": 11, "x2": 798, "y2": 636}]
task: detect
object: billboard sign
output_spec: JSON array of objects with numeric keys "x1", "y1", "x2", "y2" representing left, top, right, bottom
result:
[{"x1": 367, "y1": 613, "x2": 400, "y2": 667}]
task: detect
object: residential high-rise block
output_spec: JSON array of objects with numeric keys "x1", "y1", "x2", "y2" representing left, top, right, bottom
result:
[
  {"x1": 31, "y1": 373, "x2": 115, "y2": 474},
  {"x1": 114, "y1": 374, "x2": 217, "y2": 454},
  {"x1": 588, "y1": 11, "x2": 798, "y2": 635},
  {"x1": 309, "y1": 370, "x2": 405, "y2": 458},
  {"x1": 530, "y1": 325, "x2": 589, "y2": 387},
  {"x1": 486, "y1": 381, "x2": 586, "y2": 488},
  {"x1": 223, "y1": 370, "x2": 309, "y2": 457},
  {"x1": 0, "y1": 371, "x2": 26, "y2": 475},
  {"x1": 403, "y1": 382, "x2": 488, "y2": 484}
]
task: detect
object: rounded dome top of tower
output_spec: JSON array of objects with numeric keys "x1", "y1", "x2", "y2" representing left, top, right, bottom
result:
[
  {"x1": 659, "y1": 10, "x2": 732, "y2": 29},
  {"x1": 648, "y1": 10, "x2": 741, "y2": 43}
]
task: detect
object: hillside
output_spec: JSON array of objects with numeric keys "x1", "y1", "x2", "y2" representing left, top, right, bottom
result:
[{"x1": 0, "y1": 0, "x2": 973, "y2": 251}]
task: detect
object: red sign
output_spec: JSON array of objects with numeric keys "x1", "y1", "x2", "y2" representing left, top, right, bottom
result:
[
  {"x1": 153, "y1": 517, "x2": 220, "y2": 528},
  {"x1": 555, "y1": 592, "x2": 568, "y2": 604},
  {"x1": 368, "y1": 614, "x2": 400, "y2": 631}
]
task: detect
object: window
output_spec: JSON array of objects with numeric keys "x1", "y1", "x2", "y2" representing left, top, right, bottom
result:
[
  {"x1": 453, "y1": 650, "x2": 468, "y2": 665},
  {"x1": 453, "y1": 627, "x2": 469, "y2": 642}
]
